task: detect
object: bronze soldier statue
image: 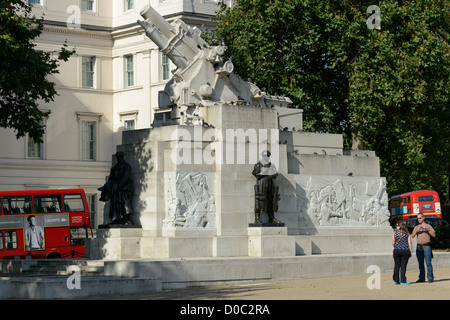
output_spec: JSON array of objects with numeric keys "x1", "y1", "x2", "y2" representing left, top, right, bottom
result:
[
  {"x1": 98, "y1": 151, "x2": 134, "y2": 225},
  {"x1": 252, "y1": 150, "x2": 282, "y2": 225}
]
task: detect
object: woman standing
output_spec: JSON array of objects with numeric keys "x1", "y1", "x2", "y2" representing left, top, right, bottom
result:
[{"x1": 392, "y1": 221, "x2": 413, "y2": 284}]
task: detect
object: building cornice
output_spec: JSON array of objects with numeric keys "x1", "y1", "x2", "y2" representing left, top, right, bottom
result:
[
  {"x1": 43, "y1": 21, "x2": 113, "y2": 39},
  {"x1": 42, "y1": 11, "x2": 216, "y2": 38}
]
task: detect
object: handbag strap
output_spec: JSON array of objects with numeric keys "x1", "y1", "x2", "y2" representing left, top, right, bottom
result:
[{"x1": 395, "y1": 232, "x2": 404, "y2": 246}]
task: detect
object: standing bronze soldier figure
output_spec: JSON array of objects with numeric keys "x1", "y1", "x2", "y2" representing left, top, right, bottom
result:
[
  {"x1": 252, "y1": 150, "x2": 282, "y2": 225},
  {"x1": 98, "y1": 151, "x2": 134, "y2": 225}
]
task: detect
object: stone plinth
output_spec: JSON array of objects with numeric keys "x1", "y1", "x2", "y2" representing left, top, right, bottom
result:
[
  {"x1": 248, "y1": 227, "x2": 295, "y2": 257},
  {"x1": 86, "y1": 228, "x2": 142, "y2": 260},
  {"x1": 87, "y1": 104, "x2": 392, "y2": 260},
  {"x1": 294, "y1": 227, "x2": 393, "y2": 255}
]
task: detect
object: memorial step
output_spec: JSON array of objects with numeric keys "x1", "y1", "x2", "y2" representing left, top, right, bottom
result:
[
  {"x1": 22, "y1": 259, "x2": 105, "y2": 276},
  {"x1": 0, "y1": 275, "x2": 162, "y2": 299}
]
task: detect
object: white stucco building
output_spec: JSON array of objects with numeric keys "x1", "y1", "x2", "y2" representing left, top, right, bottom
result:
[{"x1": 0, "y1": 0, "x2": 230, "y2": 227}]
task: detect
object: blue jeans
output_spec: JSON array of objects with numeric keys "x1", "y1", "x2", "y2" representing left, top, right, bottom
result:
[{"x1": 416, "y1": 245, "x2": 434, "y2": 281}]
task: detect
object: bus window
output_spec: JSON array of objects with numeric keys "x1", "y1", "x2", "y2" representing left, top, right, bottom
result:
[
  {"x1": 0, "y1": 232, "x2": 3, "y2": 249},
  {"x1": 5, "y1": 231, "x2": 17, "y2": 250},
  {"x1": 2, "y1": 196, "x2": 32, "y2": 214},
  {"x1": 418, "y1": 196, "x2": 434, "y2": 202},
  {"x1": 34, "y1": 195, "x2": 62, "y2": 213},
  {"x1": 64, "y1": 194, "x2": 85, "y2": 212}
]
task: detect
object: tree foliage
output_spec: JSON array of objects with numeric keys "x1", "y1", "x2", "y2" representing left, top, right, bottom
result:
[
  {"x1": 0, "y1": 0, "x2": 74, "y2": 142},
  {"x1": 208, "y1": 0, "x2": 449, "y2": 196}
]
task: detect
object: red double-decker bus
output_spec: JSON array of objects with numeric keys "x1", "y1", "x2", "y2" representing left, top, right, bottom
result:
[
  {"x1": 389, "y1": 190, "x2": 442, "y2": 222},
  {"x1": 0, "y1": 189, "x2": 92, "y2": 259}
]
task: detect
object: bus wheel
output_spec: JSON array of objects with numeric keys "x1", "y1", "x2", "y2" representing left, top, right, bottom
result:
[{"x1": 47, "y1": 252, "x2": 62, "y2": 259}]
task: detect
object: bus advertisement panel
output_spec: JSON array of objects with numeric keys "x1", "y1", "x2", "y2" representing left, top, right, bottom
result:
[{"x1": 0, "y1": 189, "x2": 92, "y2": 259}]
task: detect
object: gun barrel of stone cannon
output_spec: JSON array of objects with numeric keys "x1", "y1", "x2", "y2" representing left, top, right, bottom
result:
[
  {"x1": 139, "y1": 5, "x2": 194, "y2": 69},
  {"x1": 140, "y1": 4, "x2": 174, "y2": 39}
]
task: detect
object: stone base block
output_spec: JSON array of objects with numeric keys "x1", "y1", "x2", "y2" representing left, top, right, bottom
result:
[
  {"x1": 295, "y1": 236, "x2": 313, "y2": 255},
  {"x1": 86, "y1": 227, "x2": 392, "y2": 259},
  {"x1": 86, "y1": 228, "x2": 143, "y2": 260},
  {"x1": 293, "y1": 227, "x2": 393, "y2": 255},
  {"x1": 213, "y1": 236, "x2": 249, "y2": 257},
  {"x1": 96, "y1": 228, "x2": 142, "y2": 238},
  {"x1": 248, "y1": 226, "x2": 288, "y2": 236},
  {"x1": 154, "y1": 237, "x2": 214, "y2": 258},
  {"x1": 247, "y1": 227, "x2": 295, "y2": 257}
]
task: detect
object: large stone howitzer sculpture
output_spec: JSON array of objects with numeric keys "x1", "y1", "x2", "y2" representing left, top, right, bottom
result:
[{"x1": 137, "y1": 5, "x2": 293, "y2": 127}]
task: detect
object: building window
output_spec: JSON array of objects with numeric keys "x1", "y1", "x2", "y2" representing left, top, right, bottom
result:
[
  {"x1": 27, "y1": 137, "x2": 42, "y2": 159},
  {"x1": 77, "y1": 112, "x2": 102, "y2": 161},
  {"x1": 161, "y1": 54, "x2": 170, "y2": 81},
  {"x1": 81, "y1": 121, "x2": 96, "y2": 160},
  {"x1": 82, "y1": 56, "x2": 95, "y2": 88},
  {"x1": 125, "y1": 55, "x2": 134, "y2": 87},
  {"x1": 119, "y1": 110, "x2": 138, "y2": 131},
  {"x1": 125, "y1": 0, "x2": 134, "y2": 11},
  {"x1": 124, "y1": 119, "x2": 135, "y2": 131},
  {"x1": 86, "y1": 194, "x2": 97, "y2": 228},
  {"x1": 82, "y1": 0, "x2": 95, "y2": 11},
  {"x1": 28, "y1": 0, "x2": 42, "y2": 5},
  {"x1": 26, "y1": 118, "x2": 46, "y2": 159}
]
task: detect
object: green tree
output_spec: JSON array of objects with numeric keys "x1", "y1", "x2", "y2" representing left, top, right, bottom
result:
[
  {"x1": 0, "y1": 0, "x2": 74, "y2": 142},
  {"x1": 208, "y1": 0, "x2": 449, "y2": 196}
]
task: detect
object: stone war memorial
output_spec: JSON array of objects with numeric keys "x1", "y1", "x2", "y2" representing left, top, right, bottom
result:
[{"x1": 86, "y1": 5, "x2": 392, "y2": 260}]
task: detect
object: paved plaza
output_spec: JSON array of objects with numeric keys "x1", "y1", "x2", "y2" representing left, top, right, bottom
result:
[{"x1": 92, "y1": 267, "x2": 450, "y2": 300}]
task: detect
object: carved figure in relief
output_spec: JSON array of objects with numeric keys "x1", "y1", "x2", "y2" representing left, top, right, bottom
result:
[
  {"x1": 164, "y1": 173, "x2": 215, "y2": 228},
  {"x1": 304, "y1": 178, "x2": 389, "y2": 227},
  {"x1": 363, "y1": 179, "x2": 390, "y2": 226}
]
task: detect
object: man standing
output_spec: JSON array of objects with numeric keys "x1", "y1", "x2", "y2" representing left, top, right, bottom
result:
[
  {"x1": 411, "y1": 213, "x2": 436, "y2": 282},
  {"x1": 25, "y1": 215, "x2": 44, "y2": 250}
]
